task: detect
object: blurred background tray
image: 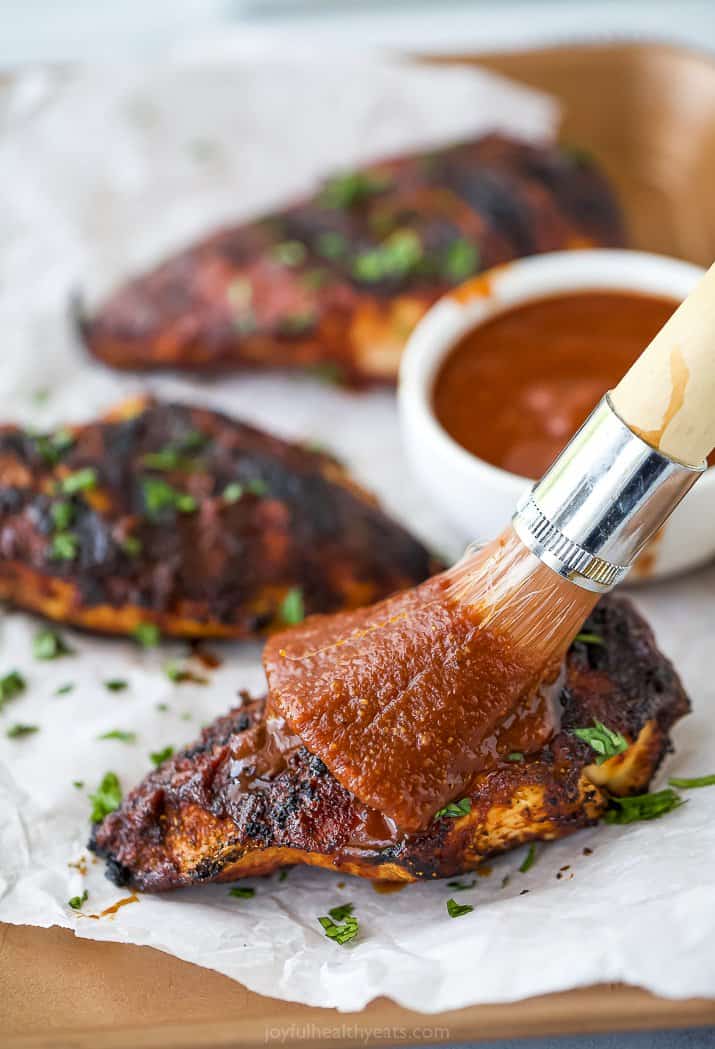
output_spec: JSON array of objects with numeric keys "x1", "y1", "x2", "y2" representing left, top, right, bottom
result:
[{"x1": 3, "y1": 40, "x2": 715, "y2": 1049}]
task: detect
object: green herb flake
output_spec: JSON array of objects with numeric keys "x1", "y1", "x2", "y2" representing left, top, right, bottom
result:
[
  {"x1": 435, "y1": 797, "x2": 471, "y2": 820},
  {"x1": 33, "y1": 628, "x2": 74, "y2": 661},
  {"x1": 301, "y1": 268, "x2": 330, "y2": 290},
  {"x1": 0, "y1": 669, "x2": 26, "y2": 709},
  {"x1": 315, "y1": 230, "x2": 347, "y2": 259},
  {"x1": 50, "y1": 500, "x2": 74, "y2": 531},
  {"x1": 121, "y1": 535, "x2": 143, "y2": 557},
  {"x1": 443, "y1": 239, "x2": 479, "y2": 282},
  {"x1": 507, "y1": 751, "x2": 524, "y2": 763},
  {"x1": 668, "y1": 773, "x2": 715, "y2": 789},
  {"x1": 68, "y1": 889, "x2": 88, "y2": 910},
  {"x1": 104, "y1": 679, "x2": 128, "y2": 692},
  {"x1": 55, "y1": 683, "x2": 75, "y2": 696},
  {"x1": 604, "y1": 788, "x2": 685, "y2": 824},
  {"x1": 142, "y1": 448, "x2": 183, "y2": 471},
  {"x1": 447, "y1": 879, "x2": 477, "y2": 891},
  {"x1": 573, "y1": 720, "x2": 628, "y2": 764},
  {"x1": 222, "y1": 482, "x2": 244, "y2": 503},
  {"x1": 98, "y1": 729, "x2": 137, "y2": 744},
  {"x1": 227, "y1": 277, "x2": 253, "y2": 310},
  {"x1": 279, "y1": 587, "x2": 305, "y2": 626},
  {"x1": 446, "y1": 898, "x2": 474, "y2": 919},
  {"x1": 327, "y1": 902, "x2": 354, "y2": 922},
  {"x1": 60, "y1": 467, "x2": 97, "y2": 495},
  {"x1": 156, "y1": 702, "x2": 169, "y2": 712},
  {"x1": 72, "y1": 779, "x2": 84, "y2": 789},
  {"x1": 89, "y1": 771, "x2": 122, "y2": 822},
  {"x1": 142, "y1": 477, "x2": 197, "y2": 518},
  {"x1": 304, "y1": 362, "x2": 345, "y2": 385},
  {"x1": 150, "y1": 744, "x2": 175, "y2": 767},
  {"x1": 245, "y1": 478, "x2": 269, "y2": 497},
  {"x1": 31, "y1": 428, "x2": 75, "y2": 465},
  {"x1": 132, "y1": 622, "x2": 160, "y2": 648},
  {"x1": 353, "y1": 229, "x2": 423, "y2": 283},
  {"x1": 6, "y1": 722, "x2": 39, "y2": 739},
  {"x1": 519, "y1": 844, "x2": 537, "y2": 873},
  {"x1": 574, "y1": 632, "x2": 605, "y2": 646},
  {"x1": 49, "y1": 531, "x2": 79, "y2": 561},
  {"x1": 320, "y1": 170, "x2": 392, "y2": 209},
  {"x1": 228, "y1": 886, "x2": 255, "y2": 899},
  {"x1": 272, "y1": 240, "x2": 307, "y2": 267},
  {"x1": 318, "y1": 905, "x2": 359, "y2": 946},
  {"x1": 278, "y1": 869, "x2": 289, "y2": 882}
]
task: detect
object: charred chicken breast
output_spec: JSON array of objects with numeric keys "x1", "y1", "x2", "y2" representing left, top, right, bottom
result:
[
  {"x1": 80, "y1": 134, "x2": 625, "y2": 384},
  {"x1": 92, "y1": 596, "x2": 689, "y2": 890},
  {"x1": 0, "y1": 398, "x2": 436, "y2": 639}
]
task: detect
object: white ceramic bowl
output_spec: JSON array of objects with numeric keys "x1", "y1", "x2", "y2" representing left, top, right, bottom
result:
[{"x1": 398, "y1": 249, "x2": 713, "y2": 582}]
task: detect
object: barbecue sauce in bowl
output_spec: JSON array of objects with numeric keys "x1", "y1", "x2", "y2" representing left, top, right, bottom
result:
[{"x1": 433, "y1": 290, "x2": 681, "y2": 479}]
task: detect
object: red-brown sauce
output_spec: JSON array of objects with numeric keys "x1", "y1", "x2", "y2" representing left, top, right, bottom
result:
[
  {"x1": 433, "y1": 290, "x2": 680, "y2": 479},
  {"x1": 263, "y1": 572, "x2": 559, "y2": 833}
]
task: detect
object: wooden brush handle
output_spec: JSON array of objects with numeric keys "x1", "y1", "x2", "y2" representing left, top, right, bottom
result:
[{"x1": 611, "y1": 261, "x2": 715, "y2": 466}]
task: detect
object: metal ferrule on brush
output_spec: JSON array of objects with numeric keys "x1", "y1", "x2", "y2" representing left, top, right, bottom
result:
[{"x1": 512, "y1": 394, "x2": 705, "y2": 593}]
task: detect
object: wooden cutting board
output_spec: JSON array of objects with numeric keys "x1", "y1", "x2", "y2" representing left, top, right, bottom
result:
[{"x1": 4, "y1": 41, "x2": 715, "y2": 1046}]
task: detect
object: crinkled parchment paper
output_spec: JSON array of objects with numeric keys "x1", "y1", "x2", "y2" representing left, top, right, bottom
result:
[{"x1": 0, "y1": 57, "x2": 714, "y2": 1013}]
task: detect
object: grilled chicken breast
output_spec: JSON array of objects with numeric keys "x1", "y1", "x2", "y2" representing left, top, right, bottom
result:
[
  {"x1": 80, "y1": 134, "x2": 625, "y2": 385},
  {"x1": 0, "y1": 398, "x2": 435, "y2": 639},
  {"x1": 92, "y1": 596, "x2": 689, "y2": 890}
]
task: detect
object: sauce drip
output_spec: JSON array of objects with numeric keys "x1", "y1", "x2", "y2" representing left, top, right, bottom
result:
[{"x1": 433, "y1": 290, "x2": 681, "y2": 479}]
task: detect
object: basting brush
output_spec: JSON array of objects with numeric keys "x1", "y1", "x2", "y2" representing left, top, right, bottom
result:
[{"x1": 265, "y1": 261, "x2": 715, "y2": 831}]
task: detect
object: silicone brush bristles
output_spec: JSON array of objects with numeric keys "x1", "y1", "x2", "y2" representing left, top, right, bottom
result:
[{"x1": 446, "y1": 526, "x2": 599, "y2": 665}]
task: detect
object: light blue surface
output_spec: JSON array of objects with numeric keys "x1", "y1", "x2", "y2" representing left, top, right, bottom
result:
[{"x1": 450, "y1": 1032, "x2": 715, "y2": 1049}]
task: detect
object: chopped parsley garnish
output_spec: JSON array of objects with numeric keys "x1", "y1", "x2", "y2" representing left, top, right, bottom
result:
[
  {"x1": 49, "y1": 532, "x2": 79, "y2": 561},
  {"x1": 98, "y1": 729, "x2": 137, "y2": 743},
  {"x1": 318, "y1": 903, "x2": 359, "y2": 945},
  {"x1": 327, "y1": 902, "x2": 354, "y2": 922},
  {"x1": 89, "y1": 771, "x2": 122, "y2": 822},
  {"x1": 519, "y1": 844, "x2": 537, "y2": 873},
  {"x1": 434, "y1": 797, "x2": 471, "y2": 820},
  {"x1": 272, "y1": 240, "x2": 307, "y2": 267},
  {"x1": 150, "y1": 744, "x2": 175, "y2": 767},
  {"x1": 132, "y1": 622, "x2": 160, "y2": 648},
  {"x1": 121, "y1": 535, "x2": 142, "y2": 557},
  {"x1": 443, "y1": 239, "x2": 479, "y2": 282},
  {"x1": 447, "y1": 878, "x2": 477, "y2": 891},
  {"x1": 142, "y1": 477, "x2": 197, "y2": 518},
  {"x1": 222, "y1": 482, "x2": 243, "y2": 503},
  {"x1": 604, "y1": 788, "x2": 684, "y2": 824},
  {"x1": 279, "y1": 587, "x2": 305, "y2": 626},
  {"x1": 55, "y1": 683, "x2": 75, "y2": 696},
  {"x1": 0, "y1": 669, "x2": 26, "y2": 709},
  {"x1": 301, "y1": 268, "x2": 329, "y2": 290},
  {"x1": 315, "y1": 230, "x2": 347, "y2": 259},
  {"x1": 573, "y1": 721, "x2": 628, "y2": 764},
  {"x1": 668, "y1": 773, "x2": 715, "y2": 789},
  {"x1": 60, "y1": 467, "x2": 97, "y2": 495},
  {"x1": 72, "y1": 780, "x2": 84, "y2": 789},
  {"x1": 228, "y1": 886, "x2": 255, "y2": 899},
  {"x1": 574, "y1": 632, "x2": 605, "y2": 646},
  {"x1": 31, "y1": 428, "x2": 74, "y2": 465},
  {"x1": 507, "y1": 751, "x2": 524, "y2": 763},
  {"x1": 50, "y1": 500, "x2": 74, "y2": 531},
  {"x1": 33, "y1": 628, "x2": 73, "y2": 660},
  {"x1": 68, "y1": 889, "x2": 88, "y2": 910},
  {"x1": 353, "y1": 229, "x2": 423, "y2": 283},
  {"x1": 245, "y1": 478, "x2": 269, "y2": 496},
  {"x1": 104, "y1": 679, "x2": 128, "y2": 692},
  {"x1": 6, "y1": 722, "x2": 38, "y2": 738},
  {"x1": 446, "y1": 898, "x2": 474, "y2": 919},
  {"x1": 320, "y1": 169, "x2": 392, "y2": 209},
  {"x1": 141, "y1": 449, "x2": 186, "y2": 471},
  {"x1": 278, "y1": 869, "x2": 289, "y2": 882},
  {"x1": 164, "y1": 662, "x2": 208, "y2": 686},
  {"x1": 156, "y1": 702, "x2": 169, "y2": 712}
]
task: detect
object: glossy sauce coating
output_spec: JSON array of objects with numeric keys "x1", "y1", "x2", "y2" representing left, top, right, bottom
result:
[
  {"x1": 433, "y1": 290, "x2": 679, "y2": 478},
  {"x1": 263, "y1": 573, "x2": 557, "y2": 832}
]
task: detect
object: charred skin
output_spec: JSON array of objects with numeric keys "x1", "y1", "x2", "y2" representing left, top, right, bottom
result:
[
  {"x1": 0, "y1": 398, "x2": 436, "y2": 639},
  {"x1": 80, "y1": 134, "x2": 626, "y2": 384},
  {"x1": 92, "y1": 596, "x2": 689, "y2": 891}
]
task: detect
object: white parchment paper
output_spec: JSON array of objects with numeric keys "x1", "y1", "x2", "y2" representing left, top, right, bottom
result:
[{"x1": 1, "y1": 57, "x2": 714, "y2": 1013}]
